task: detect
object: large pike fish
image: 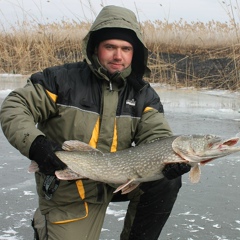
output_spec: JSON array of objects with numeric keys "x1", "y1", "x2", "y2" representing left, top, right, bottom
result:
[{"x1": 29, "y1": 134, "x2": 240, "y2": 194}]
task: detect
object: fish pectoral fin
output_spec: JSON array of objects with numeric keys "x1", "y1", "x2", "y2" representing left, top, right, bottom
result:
[
  {"x1": 189, "y1": 163, "x2": 201, "y2": 183},
  {"x1": 55, "y1": 168, "x2": 87, "y2": 180},
  {"x1": 113, "y1": 179, "x2": 140, "y2": 194}
]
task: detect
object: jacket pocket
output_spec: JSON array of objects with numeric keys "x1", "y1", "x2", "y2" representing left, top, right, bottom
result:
[
  {"x1": 35, "y1": 174, "x2": 113, "y2": 224},
  {"x1": 48, "y1": 201, "x2": 88, "y2": 224}
]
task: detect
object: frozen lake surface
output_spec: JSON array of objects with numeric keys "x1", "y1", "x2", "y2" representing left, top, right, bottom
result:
[{"x1": 0, "y1": 75, "x2": 240, "y2": 240}]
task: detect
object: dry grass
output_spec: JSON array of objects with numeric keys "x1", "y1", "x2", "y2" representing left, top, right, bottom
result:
[
  {"x1": 143, "y1": 19, "x2": 240, "y2": 54},
  {"x1": 0, "y1": 20, "x2": 91, "y2": 74},
  {"x1": 0, "y1": 18, "x2": 240, "y2": 89}
]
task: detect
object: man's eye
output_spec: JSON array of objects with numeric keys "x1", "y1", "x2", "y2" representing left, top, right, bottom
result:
[
  {"x1": 105, "y1": 45, "x2": 113, "y2": 49},
  {"x1": 123, "y1": 47, "x2": 132, "y2": 52}
]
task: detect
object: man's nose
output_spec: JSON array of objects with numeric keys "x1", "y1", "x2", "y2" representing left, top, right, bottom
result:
[{"x1": 113, "y1": 48, "x2": 122, "y2": 59}]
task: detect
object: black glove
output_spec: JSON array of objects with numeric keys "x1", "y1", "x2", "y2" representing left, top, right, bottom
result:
[
  {"x1": 162, "y1": 163, "x2": 191, "y2": 180},
  {"x1": 29, "y1": 135, "x2": 67, "y2": 175}
]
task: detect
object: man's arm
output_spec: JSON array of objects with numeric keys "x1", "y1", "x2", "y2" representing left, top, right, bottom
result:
[{"x1": 0, "y1": 78, "x2": 58, "y2": 157}]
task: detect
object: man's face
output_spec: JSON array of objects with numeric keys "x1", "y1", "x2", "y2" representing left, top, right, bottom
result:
[{"x1": 96, "y1": 39, "x2": 133, "y2": 74}]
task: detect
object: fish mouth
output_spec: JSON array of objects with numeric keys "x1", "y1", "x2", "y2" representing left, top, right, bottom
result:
[
  {"x1": 173, "y1": 136, "x2": 240, "y2": 163},
  {"x1": 200, "y1": 137, "x2": 240, "y2": 165},
  {"x1": 223, "y1": 138, "x2": 239, "y2": 146},
  {"x1": 211, "y1": 137, "x2": 239, "y2": 149},
  {"x1": 200, "y1": 159, "x2": 213, "y2": 165}
]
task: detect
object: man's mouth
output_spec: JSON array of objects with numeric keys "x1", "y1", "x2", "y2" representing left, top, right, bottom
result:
[{"x1": 109, "y1": 62, "x2": 123, "y2": 67}]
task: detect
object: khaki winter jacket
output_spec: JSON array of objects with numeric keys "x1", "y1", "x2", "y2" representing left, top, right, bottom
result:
[{"x1": 0, "y1": 5, "x2": 172, "y2": 223}]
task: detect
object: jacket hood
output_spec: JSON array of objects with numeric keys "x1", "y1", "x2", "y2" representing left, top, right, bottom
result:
[{"x1": 82, "y1": 5, "x2": 151, "y2": 81}]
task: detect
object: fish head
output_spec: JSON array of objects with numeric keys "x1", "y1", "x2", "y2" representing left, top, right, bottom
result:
[{"x1": 172, "y1": 134, "x2": 240, "y2": 163}]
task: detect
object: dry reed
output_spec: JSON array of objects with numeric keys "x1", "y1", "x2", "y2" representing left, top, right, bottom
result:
[{"x1": 0, "y1": 17, "x2": 240, "y2": 89}]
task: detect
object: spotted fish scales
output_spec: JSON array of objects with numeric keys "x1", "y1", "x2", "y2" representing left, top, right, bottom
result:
[{"x1": 29, "y1": 134, "x2": 240, "y2": 194}]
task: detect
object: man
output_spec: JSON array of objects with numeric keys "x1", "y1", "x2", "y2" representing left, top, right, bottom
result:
[{"x1": 0, "y1": 5, "x2": 190, "y2": 240}]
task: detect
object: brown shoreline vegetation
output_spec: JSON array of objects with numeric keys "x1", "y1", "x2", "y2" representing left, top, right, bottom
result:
[{"x1": 0, "y1": 19, "x2": 240, "y2": 90}]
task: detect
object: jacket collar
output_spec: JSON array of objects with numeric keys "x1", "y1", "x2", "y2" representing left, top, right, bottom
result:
[{"x1": 90, "y1": 54, "x2": 132, "y2": 91}]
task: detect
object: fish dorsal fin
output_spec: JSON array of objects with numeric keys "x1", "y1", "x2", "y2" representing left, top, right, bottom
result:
[
  {"x1": 62, "y1": 140, "x2": 102, "y2": 153},
  {"x1": 113, "y1": 179, "x2": 140, "y2": 194}
]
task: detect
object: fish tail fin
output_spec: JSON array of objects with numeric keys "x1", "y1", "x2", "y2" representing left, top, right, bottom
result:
[
  {"x1": 28, "y1": 161, "x2": 39, "y2": 173},
  {"x1": 189, "y1": 163, "x2": 201, "y2": 183}
]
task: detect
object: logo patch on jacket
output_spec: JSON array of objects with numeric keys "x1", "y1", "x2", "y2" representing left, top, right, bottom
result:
[{"x1": 126, "y1": 99, "x2": 136, "y2": 106}]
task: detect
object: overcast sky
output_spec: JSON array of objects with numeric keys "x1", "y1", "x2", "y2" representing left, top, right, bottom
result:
[{"x1": 0, "y1": 0, "x2": 239, "y2": 28}]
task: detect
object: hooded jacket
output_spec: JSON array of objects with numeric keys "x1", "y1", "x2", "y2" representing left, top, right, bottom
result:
[{"x1": 0, "y1": 5, "x2": 172, "y2": 223}]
